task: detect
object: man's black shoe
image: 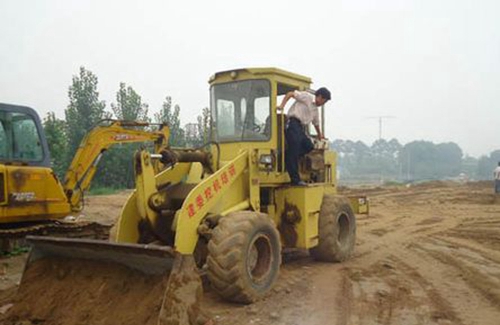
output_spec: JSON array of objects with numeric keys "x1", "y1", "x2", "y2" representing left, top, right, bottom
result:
[{"x1": 291, "y1": 181, "x2": 307, "y2": 186}]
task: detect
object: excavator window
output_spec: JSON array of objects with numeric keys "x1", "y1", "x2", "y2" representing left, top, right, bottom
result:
[
  {"x1": 211, "y1": 79, "x2": 271, "y2": 142},
  {"x1": 0, "y1": 111, "x2": 44, "y2": 162}
]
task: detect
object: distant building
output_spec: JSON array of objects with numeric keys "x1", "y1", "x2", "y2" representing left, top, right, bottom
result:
[
  {"x1": 185, "y1": 123, "x2": 199, "y2": 139},
  {"x1": 185, "y1": 123, "x2": 200, "y2": 146}
]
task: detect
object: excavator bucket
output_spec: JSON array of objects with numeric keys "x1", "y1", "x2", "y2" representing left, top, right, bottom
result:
[{"x1": 5, "y1": 236, "x2": 207, "y2": 325}]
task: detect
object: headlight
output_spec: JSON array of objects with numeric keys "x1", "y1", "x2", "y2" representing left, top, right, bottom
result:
[{"x1": 259, "y1": 154, "x2": 273, "y2": 165}]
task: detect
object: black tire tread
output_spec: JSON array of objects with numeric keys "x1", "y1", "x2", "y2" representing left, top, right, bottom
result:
[
  {"x1": 310, "y1": 195, "x2": 356, "y2": 262},
  {"x1": 207, "y1": 211, "x2": 281, "y2": 303}
]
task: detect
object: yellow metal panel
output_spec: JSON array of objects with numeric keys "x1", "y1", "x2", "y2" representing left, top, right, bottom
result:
[
  {"x1": 349, "y1": 196, "x2": 370, "y2": 215},
  {"x1": 0, "y1": 166, "x2": 70, "y2": 223},
  {"x1": 210, "y1": 68, "x2": 311, "y2": 88},
  {"x1": 259, "y1": 173, "x2": 290, "y2": 185},
  {"x1": 115, "y1": 162, "x2": 193, "y2": 243},
  {"x1": 175, "y1": 152, "x2": 249, "y2": 254},
  {"x1": 186, "y1": 163, "x2": 204, "y2": 184},
  {"x1": 115, "y1": 191, "x2": 142, "y2": 243},
  {"x1": 266, "y1": 204, "x2": 276, "y2": 221},
  {"x1": 155, "y1": 162, "x2": 191, "y2": 187},
  {"x1": 0, "y1": 165, "x2": 6, "y2": 205},
  {"x1": 134, "y1": 152, "x2": 159, "y2": 230},
  {"x1": 0, "y1": 203, "x2": 69, "y2": 222},
  {"x1": 324, "y1": 150, "x2": 337, "y2": 185},
  {"x1": 275, "y1": 186, "x2": 324, "y2": 249},
  {"x1": 248, "y1": 149, "x2": 260, "y2": 211}
]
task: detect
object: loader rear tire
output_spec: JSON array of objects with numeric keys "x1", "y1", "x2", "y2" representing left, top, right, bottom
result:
[
  {"x1": 310, "y1": 195, "x2": 356, "y2": 262},
  {"x1": 207, "y1": 211, "x2": 281, "y2": 304}
]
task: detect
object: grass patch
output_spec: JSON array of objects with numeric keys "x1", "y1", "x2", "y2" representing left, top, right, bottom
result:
[
  {"x1": 383, "y1": 180, "x2": 405, "y2": 186},
  {"x1": 88, "y1": 187, "x2": 122, "y2": 196},
  {"x1": 1, "y1": 246, "x2": 29, "y2": 257}
]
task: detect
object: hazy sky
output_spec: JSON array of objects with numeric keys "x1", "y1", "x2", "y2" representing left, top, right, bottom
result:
[{"x1": 1, "y1": 0, "x2": 499, "y2": 157}]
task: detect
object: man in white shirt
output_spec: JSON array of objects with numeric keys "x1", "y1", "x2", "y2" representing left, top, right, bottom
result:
[
  {"x1": 494, "y1": 162, "x2": 500, "y2": 194},
  {"x1": 277, "y1": 87, "x2": 331, "y2": 185}
]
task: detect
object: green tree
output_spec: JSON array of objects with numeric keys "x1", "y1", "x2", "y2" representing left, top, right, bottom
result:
[
  {"x1": 185, "y1": 107, "x2": 211, "y2": 147},
  {"x1": 65, "y1": 67, "x2": 109, "y2": 156},
  {"x1": 155, "y1": 96, "x2": 185, "y2": 147},
  {"x1": 331, "y1": 139, "x2": 373, "y2": 181},
  {"x1": 111, "y1": 83, "x2": 149, "y2": 121},
  {"x1": 400, "y1": 141, "x2": 437, "y2": 180},
  {"x1": 95, "y1": 83, "x2": 151, "y2": 188},
  {"x1": 477, "y1": 150, "x2": 500, "y2": 180},
  {"x1": 461, "y1": 155, "x2": 478, "y2": 179},
  {"x1": 477, "y1": 155, "x2": 492, "y2": 180},
  {"x1": 43, "y1": 112, "x2": 68, "y2": 179},
  {"x1": 197, "y1": 106, "x2": 211, "y2": 144},
  {"x1": 370, "y1": 139, "x2": 402, "y2": 177},
  {"x1": 400, "y1": 141, "x2": 463, "y2": 180},
  {"x1": 435, "y1": 142, "x2": 463, "y2": 177}
]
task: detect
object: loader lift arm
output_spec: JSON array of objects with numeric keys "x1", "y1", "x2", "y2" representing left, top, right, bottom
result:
[{"x1": 63, "y1": 120, "x2": 170, "y2": 212}]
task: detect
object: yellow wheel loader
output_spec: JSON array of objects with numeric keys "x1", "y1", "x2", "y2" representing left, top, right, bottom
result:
[
  {"x1": 0, "y1": 103, "x2": 170, "y2": 250},
  {"x1": 6, "y1": 68, "x2": 367, "y2": 325}
]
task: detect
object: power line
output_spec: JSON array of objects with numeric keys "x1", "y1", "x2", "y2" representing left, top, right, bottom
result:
[{"x1": 365, "y1": 115, "x2": 396, "y2": 140}]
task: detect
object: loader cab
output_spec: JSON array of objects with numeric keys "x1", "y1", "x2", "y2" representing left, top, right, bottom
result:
[{"x1": 209, "y1": 68, "x2": 316, "y2": 183}]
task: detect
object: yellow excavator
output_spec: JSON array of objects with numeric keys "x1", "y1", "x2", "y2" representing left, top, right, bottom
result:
[
  {"x1": 5, "y1": 68, "x2": 368, "y2": 325},
  {"x1": 0, "y1": 103, "x2": 170, "y2": 250}
]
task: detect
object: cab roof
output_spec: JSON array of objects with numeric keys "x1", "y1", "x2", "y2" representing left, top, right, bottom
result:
[{"x1": 209, "y1": 67, "x2": 312, "y2": 91}]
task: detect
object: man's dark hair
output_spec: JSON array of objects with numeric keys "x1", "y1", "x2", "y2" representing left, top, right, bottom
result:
[{"x1": 315, "y1": 87, "x2": 331, "y2": 101}]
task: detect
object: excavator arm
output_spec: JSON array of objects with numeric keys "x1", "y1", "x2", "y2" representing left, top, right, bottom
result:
[{"x1": 63, "y1": 120, "x2": 170, "y2": 212}]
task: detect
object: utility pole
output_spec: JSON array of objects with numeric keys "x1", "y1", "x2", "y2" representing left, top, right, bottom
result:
[
  {"x1": 364, "y1": 115, "x2": 397, "y2": 185},
  {"x1": 366, "y1": 116, "x2": 396, "y2": 140}
]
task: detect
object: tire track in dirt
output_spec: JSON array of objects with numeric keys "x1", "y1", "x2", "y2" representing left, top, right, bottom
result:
[
  {"x1": 299, "y1": 264, "x2": 352, "y2": 325},
  {"x1": 411, "y1": 244, "x2": 500, "y2": 325},
  {"x1": 433, "y1": 235, "x2": 500, "y2": 264},
  {"x1": 388, "y1": 243, "x2": 489, "y2": 325},
  {"x1": 353, "y1": 211, "x2": 460, "y2": 264},
  {"x1": 411, "y1": 240, "x2": 500, "y2": 312},
  {"x1": 344, "y1": 254, "x2": 462, "y2": 325},
  {"x1": 444, "y1": 222, "x2": 500, "y2": 250},
  {"x1": 328, "y1": 182, "x2": 500, "y2": 325}
]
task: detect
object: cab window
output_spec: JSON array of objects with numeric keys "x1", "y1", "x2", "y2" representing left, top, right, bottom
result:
[
  {"x1": 0, "y1": 111, "x2": 44, "y2": 162},
  {"x1": 211, "y1": 79, "x2": 271, "y2": 142}
]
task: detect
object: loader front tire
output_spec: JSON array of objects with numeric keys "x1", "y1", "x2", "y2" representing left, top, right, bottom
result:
[
  {"x1": 310, "y1": 195, "x2": 356, "y2": 262},
  {"x1": 207, "y1": 211, "x2": 281, "y2": 304}
]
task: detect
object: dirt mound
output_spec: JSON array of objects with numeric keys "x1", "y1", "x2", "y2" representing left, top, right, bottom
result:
[
  {"x1": 412, "y1": 180, "x2": 459, "y2": 189},
  {"x1": 4, "y1": 257, "x2": 168, "y2": 325},
  {"x1": 449, "y1": 192, "x2": 500, "y2": 205},
  {"x1": 465, "y1": 180, "x2": 494, "y2": 189}
]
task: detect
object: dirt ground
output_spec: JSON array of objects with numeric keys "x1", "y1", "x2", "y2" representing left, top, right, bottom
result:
[
  {"x1": 5, "y1": 258, "x2": 169, "y2": 325},
  {"x1": 1, "y1": 181, "x2": 499, "y2": 325}
]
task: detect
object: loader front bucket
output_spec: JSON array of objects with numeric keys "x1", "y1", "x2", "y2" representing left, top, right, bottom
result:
[{"x1": 5, "y1": 236, "x2": 207, "y2": 325}]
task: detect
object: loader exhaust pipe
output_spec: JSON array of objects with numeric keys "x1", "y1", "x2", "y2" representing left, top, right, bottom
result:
[{"x1": 5, "y1": 236, "x2": 208, "y2": 325}]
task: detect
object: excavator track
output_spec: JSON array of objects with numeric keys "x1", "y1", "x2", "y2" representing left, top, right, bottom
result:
[{"x1": 0, "y1": 221, "x2": 111, "y2": 252}]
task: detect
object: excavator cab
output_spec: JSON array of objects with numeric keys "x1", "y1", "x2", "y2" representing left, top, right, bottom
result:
[
  {"x1": 0, "y1": 104, "x2": 49, "y2": 167},
  {"x1": 0, "y1": 103, "x2": 71, "y2": 223}
]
